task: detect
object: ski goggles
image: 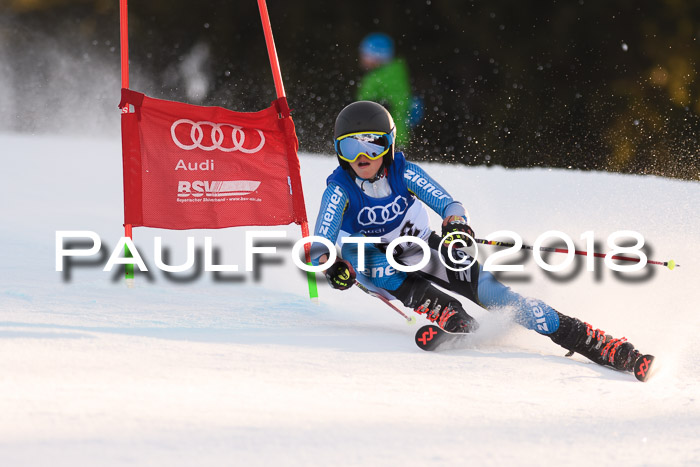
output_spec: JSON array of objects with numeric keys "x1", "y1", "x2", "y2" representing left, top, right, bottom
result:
[{"x1": 334, "y1": 129, "x2": 395, "y2": 163}]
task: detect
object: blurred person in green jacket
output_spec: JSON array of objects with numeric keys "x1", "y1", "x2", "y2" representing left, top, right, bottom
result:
[{"x1": 357, "y1": 33, "x2": 421, "y2": 148}]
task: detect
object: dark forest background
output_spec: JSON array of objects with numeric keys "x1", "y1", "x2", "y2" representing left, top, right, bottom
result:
[{"x1": 1, "y1": 0, "x2": 699, "y2": 180}]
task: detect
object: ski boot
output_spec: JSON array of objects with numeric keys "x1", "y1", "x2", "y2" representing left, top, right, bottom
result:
[
  {"x1": 390, "y1": 274, "x2": 478, "y2": 333},
  {"x1": 549, "y1": 313, "x2": 641, "y2": 372}
]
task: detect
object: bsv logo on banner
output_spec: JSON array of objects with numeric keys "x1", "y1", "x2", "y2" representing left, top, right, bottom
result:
[
  {"x1": 358, "y1": 195, "x2": 408, "y2": 226},
  {"x1": 178, "y1": 180, "x2": 261, "y2": 198},
  {"x1": 171, "y1": 119, "x2": 265, "y2": 153}
]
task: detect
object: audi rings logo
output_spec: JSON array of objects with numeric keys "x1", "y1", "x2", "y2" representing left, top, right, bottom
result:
[
  {"x1": 170, "y1": 119, "x2": 266, "y2": 153},
  {"x1": 358, "y1": 196, "x2": 408, "y2": 226}
]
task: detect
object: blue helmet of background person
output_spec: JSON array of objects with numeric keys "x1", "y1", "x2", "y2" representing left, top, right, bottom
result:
[{"x1": 359, "y1": 33, "x2": 395, "y2": 64}]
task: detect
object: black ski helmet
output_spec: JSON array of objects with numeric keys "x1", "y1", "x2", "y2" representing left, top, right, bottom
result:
[{"x1": 334, "y1": 101, "x2": 396, "y2": 172}]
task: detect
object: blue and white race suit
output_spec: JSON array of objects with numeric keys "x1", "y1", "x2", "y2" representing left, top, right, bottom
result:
[{"x1": 311, "y1": 152, "x2": 560, "y2": 335}]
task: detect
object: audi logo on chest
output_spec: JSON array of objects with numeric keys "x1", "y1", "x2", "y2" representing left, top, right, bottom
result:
[
  {"x1": 357, "y1": 195, "x2": 409, "y2": 226},
  {"x1": 170, "y1": 119, "x2": 266, "y2": 153}
]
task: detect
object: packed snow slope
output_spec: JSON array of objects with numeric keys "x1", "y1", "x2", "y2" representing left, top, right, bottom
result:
[{"x1": 1, "y1": 133, "x2": 699, "y2": 466}]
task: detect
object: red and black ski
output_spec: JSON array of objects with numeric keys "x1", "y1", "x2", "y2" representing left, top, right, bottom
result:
[
  {"x1": 633, "y1": 354, "x2": 656, "y2": 382},
  {"x1": 414, "y1": 324, "x2": 470, "y2": 351}
]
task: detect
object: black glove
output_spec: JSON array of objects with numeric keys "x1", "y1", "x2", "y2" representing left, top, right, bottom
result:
[
  {"x1": 325, "y1": 259, "x2": 356, "y2": 290},
  {"x1": 441, "y1": 216, "x2": 475, "y2": 247}
]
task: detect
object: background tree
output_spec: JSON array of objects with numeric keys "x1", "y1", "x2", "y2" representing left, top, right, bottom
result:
[{"x1": 1, "y1": 0, "x2": 698, "y2": 180}]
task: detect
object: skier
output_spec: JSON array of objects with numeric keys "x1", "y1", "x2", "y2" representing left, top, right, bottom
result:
[{"x1": 310, "y1": 100, "x2": 645, "y2": 374}]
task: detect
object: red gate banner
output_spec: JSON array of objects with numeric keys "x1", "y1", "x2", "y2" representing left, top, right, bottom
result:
[{"x1": 119, "y1": 89, "x2": 307, "y2": 229}]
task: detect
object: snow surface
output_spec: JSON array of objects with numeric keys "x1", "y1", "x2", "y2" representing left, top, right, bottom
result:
[{"x1": 1, "y1": 132, "x2": 699, "y2": 466}]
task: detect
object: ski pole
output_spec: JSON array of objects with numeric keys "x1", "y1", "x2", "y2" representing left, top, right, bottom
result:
[
  {"x1": 475, "y1": 239, "x2": 679, "y2": 270},
  {"x1": 354, "y1": 280, "x2": 417, "y2": 325}
]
